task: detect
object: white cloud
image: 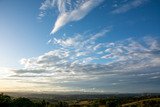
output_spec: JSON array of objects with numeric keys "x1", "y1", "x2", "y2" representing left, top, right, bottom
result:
[
  {"x1": 16, "y1": 35, "x2": 160, "y2": 79},
  {"x1": 39, "y1": 0, "x2": 104, "y2": 34},
  {"x1": 111, "y1": 0, "x2": 149, "y2": 14},
  {"x1": 52, "y1": 36, "x2": 79, "y2": 47},
  {"x1": 3, "y1": 29, "x2": 160, "y2": 92}
]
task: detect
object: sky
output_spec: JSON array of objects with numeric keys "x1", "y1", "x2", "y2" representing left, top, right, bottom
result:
[{"x1": 0, "y1": 0, "x2": 160, "y2": 93}]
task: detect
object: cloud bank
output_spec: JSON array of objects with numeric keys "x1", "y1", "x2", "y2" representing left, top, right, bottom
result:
[
  {"x1": 8, "y1": 29, "x2": 160, "y2": 92},
  {"x1": 39, "y1": 0, "x2": 104, "y2": 34}
]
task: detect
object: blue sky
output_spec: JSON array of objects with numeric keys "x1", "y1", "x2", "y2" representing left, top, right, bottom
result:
[{"x1": 0, "y1": 0, "x2": 160, "y2": 93}]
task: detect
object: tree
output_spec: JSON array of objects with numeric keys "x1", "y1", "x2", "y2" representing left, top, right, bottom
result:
[
  {"x1": 13, "y1": 97, "x2": 34, "y2": 107},
  {"x1": 0, "y1": 93, "x2": 12, "y2": 107}
]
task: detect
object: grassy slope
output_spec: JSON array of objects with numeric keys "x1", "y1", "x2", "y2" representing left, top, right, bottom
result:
[{"x1": 122, "y1": 98, "x2": 160, "y2": 107}]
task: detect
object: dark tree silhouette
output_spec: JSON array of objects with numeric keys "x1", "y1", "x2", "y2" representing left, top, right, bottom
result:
[
  {"x1": 0, "y1": 93, "x2": 12, "y2": 107},
  {"x1": 13, "y1": 97, "x2": 34, "y2": 107}
]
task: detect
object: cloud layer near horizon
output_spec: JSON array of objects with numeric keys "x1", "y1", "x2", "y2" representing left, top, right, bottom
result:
[
  {"x1": 39, "y1": 0, "x2": 104, "y2": 34},
  {"x1": 6, "y1": 29, "x2": 160, "y2": 92}
]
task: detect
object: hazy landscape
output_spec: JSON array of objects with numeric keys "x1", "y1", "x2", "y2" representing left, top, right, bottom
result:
[
  {"x1": 0, "y1": 0, "x2": 160, "y2": 106},
  {"x1": 1, "y1": 92, "x2": 160, "y2": 107}
]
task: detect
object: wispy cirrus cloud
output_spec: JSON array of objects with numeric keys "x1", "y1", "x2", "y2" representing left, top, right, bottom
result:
[
  {"x1": 111, "y1": 0, "x2": 149, "y2": 14},
  {"x1": 39, "y1": 0, "x2": 104, "y2": 34}
]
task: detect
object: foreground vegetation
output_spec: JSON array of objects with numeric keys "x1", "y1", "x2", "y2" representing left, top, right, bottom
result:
[
  {"x1": 121, "y1": 98, "x2": 160, "y2": 107},
  {"x1": 0, "y1": 93, "x2": 160, "y2": 107}
]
